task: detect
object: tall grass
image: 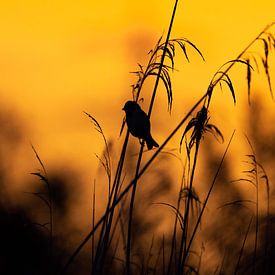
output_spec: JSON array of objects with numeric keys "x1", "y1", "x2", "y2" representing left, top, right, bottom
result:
[
  {"x1": 30, "y1": 145, "x2": 53, "y2": 274},
  {"x1": 24, "y1": 1, "x2": 275, "y2": 274}
]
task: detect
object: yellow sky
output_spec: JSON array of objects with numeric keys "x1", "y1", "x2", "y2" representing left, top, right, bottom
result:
[{"x1": 0, "y1": 0, "x2": 275, "y2": 185}]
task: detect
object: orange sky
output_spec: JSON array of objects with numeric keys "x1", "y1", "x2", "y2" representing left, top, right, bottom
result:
[{"x1": 0, "y1": 0, "x2": 275, "y2": 186}]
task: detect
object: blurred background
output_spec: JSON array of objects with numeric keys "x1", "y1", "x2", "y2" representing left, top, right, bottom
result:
[{"x1": 0, "y1": 0, "x2": 275, "y2": 274}]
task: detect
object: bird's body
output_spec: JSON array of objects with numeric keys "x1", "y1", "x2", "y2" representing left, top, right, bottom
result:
[{"x1": 123, "y1": 101, "x2": 159, "y2": 150}]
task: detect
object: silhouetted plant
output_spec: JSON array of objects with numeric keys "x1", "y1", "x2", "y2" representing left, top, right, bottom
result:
[
  {"x1": 30, "y1": 145, "x2": 53, "y2": 272},
  {"x1": 13, "y1": 1, "x2": 273, "y2": 274}
]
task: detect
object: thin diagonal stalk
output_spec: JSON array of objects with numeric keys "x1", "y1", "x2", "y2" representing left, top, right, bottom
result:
[
  {"x1": 264, "y1": 190, "x2": 270, "y2": 274},
  {"x1": 92, "y1": 131, "x2": 129, "y2": 273},
  {"x1": 153, "y1": 241, "x2": 163, "y2": 275},
  {"x1": 91, "y1": 181, "x2": 96, "y2": 274},
  {"x1": 178, "y1": 142, "x2": 200, "y2": 274},
  {"x1": 182, "y1": 130, "x2": 235, "y2": 266},
  {"x1": 145, "y1": 235, "x2": 155, "y2": 274},
  {"x1": 254, "y1": 168, "x2": 259, "y2": 275},
  {"x1": 167, "y1": 160, "x2": 185, "y2": 275},
  {"x1": 245, "y1": 138, "x2": 259, "y2": 275},
  {"x1": 116, "y1": 198, "x2": 128, "y2": 255},
  {"x1": 234, "y1": 215, "x2": 253, "y2": 275},
  {"x1": 183, "y1": 143, "x2": 200, "y2": 250},
  {"x1": 219, "y1": 249, "x2": 227, "y2": 275},
  {"x1": 254, "y1": 161, "x2": 270, "y2": 274},
  {"x1": 108, "y1": 198, "x2": 126, "y2": 250},
  {"x1": 162, "y1": 234, "x2": 166, "y2": 275},
  {"x1": 126, "y1": 142, "x2": 145, "y2": 275}
]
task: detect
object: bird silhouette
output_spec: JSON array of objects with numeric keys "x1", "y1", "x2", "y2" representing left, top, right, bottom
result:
[{"x1": 122, "y1": 101, "x2": 159, "y2": 150}]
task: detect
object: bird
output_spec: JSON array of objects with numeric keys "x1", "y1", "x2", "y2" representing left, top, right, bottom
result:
[{"x1": 122, "y1": 101, "x2": 159, "y2": 150}]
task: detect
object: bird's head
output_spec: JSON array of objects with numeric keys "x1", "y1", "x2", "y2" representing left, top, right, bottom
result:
[{"x1": 122, "y1": 101, "x2": 140, "y2": 113}]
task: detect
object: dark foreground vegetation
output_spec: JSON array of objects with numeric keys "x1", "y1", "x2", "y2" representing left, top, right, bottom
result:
[{"x1": 1, "y1": 1, "x2": 275, "y2": 274}]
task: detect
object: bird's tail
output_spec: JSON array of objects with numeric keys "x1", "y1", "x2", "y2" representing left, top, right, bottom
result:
[{"x1": 146, "y1": 135, "x2": 159, "y2": 150}]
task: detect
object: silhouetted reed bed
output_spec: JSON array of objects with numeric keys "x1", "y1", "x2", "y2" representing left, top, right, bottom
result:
[{"x1": 3, "y1": 1, "x2": 275, "y2": 274}]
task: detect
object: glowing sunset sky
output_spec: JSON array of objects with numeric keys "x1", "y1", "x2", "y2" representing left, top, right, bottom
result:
[{"x1": 0, "y1": 0, "x2": 274, "y2": 180}]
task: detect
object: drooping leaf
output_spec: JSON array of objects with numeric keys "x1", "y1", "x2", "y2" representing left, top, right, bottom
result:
[
  {"x1": 246, "y1": 58, "x2": 252, "y2": 104},
  {"x1": 261, "y1": 56, "x2": 274, "y2": 100},
  {"x1": 180, "y1": 106, "x2": 208, "y2": 151},
  {"x1": 212, "y1": 59, "x2": 253, "y2": 104},
  {"x1": 266, "y1": 33, "x2": 275, "y2": 50},
  {"x1": 230, "y1": 178, "x2": 256, "y2": 187},
  {"x1": 245, "y1": 154, "x2": 256, "y2": 162},
  {"x1": 222, "y1": 74, "x2": 236, "y2": 104},
  {"x1": 181, "y1": 39, "x2": 205, "y2": 61},
  {"x1": 148, "y1": 70, "x2": 173, "y2": 112},
  {"x1": 250, "y1": 55, "x2": 259, "y2": 72},
  {"x1": 177, "y1": 41, "x2": 190, "y2": 62},
  {"x1": 221, "y1": 59, "x2": 253, "y2": 69},
  {"x1": 260, "y1": 38, "x2": 269, "y2": 60},
  {"x1": 243, "y1": 168, "x2": 257, "y2": 175},
  {"x1": 180, "y1": 187, "x2": 201, "y2": 204},
  {"x1": 163, "y1": 45, "x2": 175, "y2": 69},
  {"x1": 84, "y1": 112, "x2": 103, "y2": 134},
  {"x1": 31, "y1": 145, "x2": 47, "y2": 176},
  {"x1": 219, "y1": 199, "x2": 256, "y2": 209},
  {"x1": 31, "y1": 172, "x2": 48, "y2": 184},
  {"x1": 25, "y1": 191, "x2": 51, "y2": 210},
  {"x1": 152, "y1": 202, "x2": 184, "y2": 230},
  {"x1": 179, "y1": 118, "x2": 197, "y2": 150},
  {"x1": 205, "y1": 124, "x2": 224, "y2": 143}
]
